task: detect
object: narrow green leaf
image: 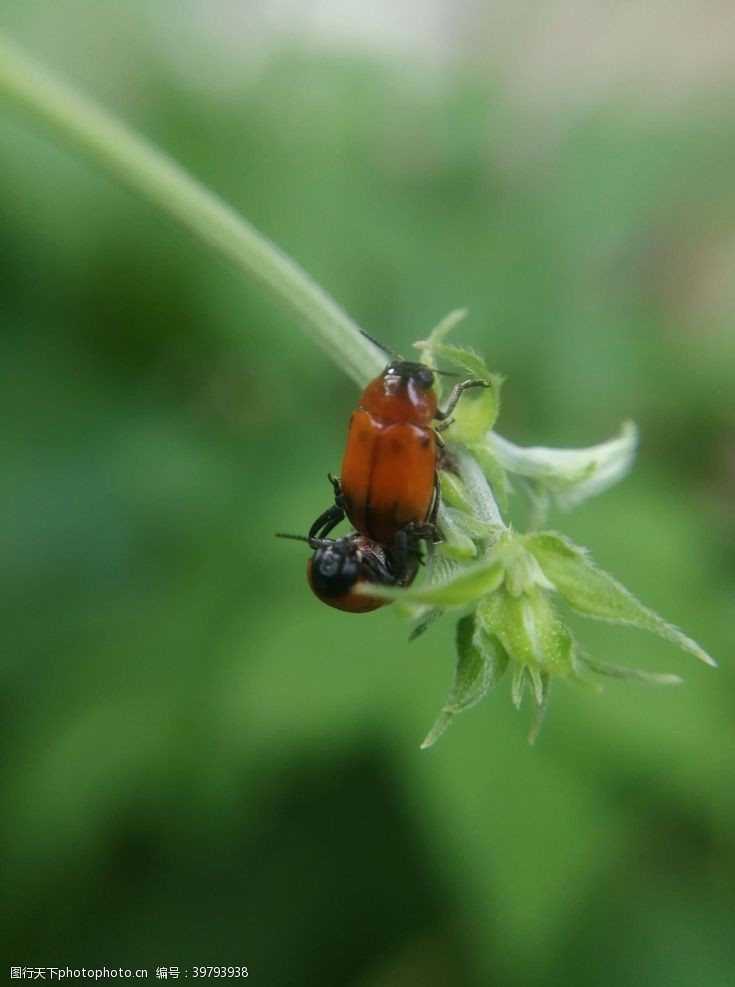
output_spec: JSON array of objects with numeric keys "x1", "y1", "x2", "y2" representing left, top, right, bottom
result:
[
  {"x1": 443, "y1": 615, "x2": 493, "y2": 714},
  {"x1": 421, "y1": 615, "x2": 509, "y2": 748},
  {"x1": 363, "y1": 557, "x2": 504, "y2": 607},
  {"x1": 511, "y1": 664, "x2": 526, "y2": 709},
  {"x1": 527, "y1": 532, "x2": 717, "y2": 668},
  {"x1": 408, "y1": 607, "x2": 443, "y2": 641},
  {"x1": 527, "y1": 665, "x2": 545, "y2": 707},
  {"x1": 416, "y1": 308, "x2": 468, "y2": 351},
  {"x1": 420, "y1": 711, "x2": 453, "y2": 750},
  {"x1": 528, "y1": 672, "x2": 551, "y2": 745},
  {"x1": 471, "y1": 625, "x2": 511, "y2": 694},
  {"x1": 576, "y1": 652, "x2": 683, "y2": 686}
]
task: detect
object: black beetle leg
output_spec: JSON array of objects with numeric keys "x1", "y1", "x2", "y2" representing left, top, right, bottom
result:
[
  {"x1": 308, "y1": 504, "x2": 346, "y2": 542},
  {"x1": 392, "y1": 524, "x2": 433, "y2": 584},
  {"x1": 327, "y1": 472, "x2": 347, "y2": 511},
  {"x1": 435, "y1": 378, "x2": 490, "y2": 421},
  {"x1": 429, "y1": 471, "x2": 441, "y2": 532}
]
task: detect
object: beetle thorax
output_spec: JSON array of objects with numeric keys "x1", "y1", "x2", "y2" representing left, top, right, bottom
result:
[{"x1": 359, "y1": 363, "x2": 437, "y2": 424}]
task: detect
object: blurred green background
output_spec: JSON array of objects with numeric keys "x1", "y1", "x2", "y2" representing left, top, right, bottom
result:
[{"x1": 1, "y1": 2, "x2": 734, "y2": 985}]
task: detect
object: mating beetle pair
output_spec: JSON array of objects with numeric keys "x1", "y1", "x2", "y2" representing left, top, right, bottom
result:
[{"x1": 280, "y1": 341, "x2": 489, "y2": 612}]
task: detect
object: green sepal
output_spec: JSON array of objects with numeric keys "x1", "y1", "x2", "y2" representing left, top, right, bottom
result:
[
  {"x1": 439, "y1": 469, "x2": 475, "y2": 515},
  {"x1": 420, "y1": 712, "x2": 452, "y2": 750},
  {"x1": 477, "y1": 586, "x2": 576, "y2": 677},
  {"x1": 421, "y1": 614, "x2": 510, "y2": 748},
  {"x1": 437, "y1": 505, "x2": 478, "y2": 560},
  {"x1": 509, "y1": 660, "x2": 552, "y2": 742},
  {"x1": 527, "y1": 671, "x2": 551, "y2": 745},
  {"x1": 432, "y1": 342, "x2": 502, "y2": 437},
  {"x1": 414, "y1": 312, "x2": 501, "y2": 437},
  {"x1": 408, "y1": 607, "x2": 444, "y2": 641},
  {"x1": 443, "y1": 506, "x2": 500, "y2": 543},
  {"x1": 502, "y1": 543, "x2": 555, "y2": 599},
  {"x1": 511, "y1": 663, "x2": 527, "y2": 709},
  {"x1": 432, "y1": 342, "x2": 494, "y2": 382},
  {"x1": 574, "y1": 651, "x2": 683, "y2": 686},
  {"x1": 526, "y1": 531, "x2": 717, "y2": 668},
  {"x1": 413, "y1": 308, "x2": 468, "y2": 372}
]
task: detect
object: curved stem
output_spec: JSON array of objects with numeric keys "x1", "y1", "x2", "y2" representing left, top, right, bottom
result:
[
  {"x1": 0, "y1": 34, "x2": 510, "y2": 544},
  {"x1": 0, "y1": 32, "x2": 384, "y2": 386}
]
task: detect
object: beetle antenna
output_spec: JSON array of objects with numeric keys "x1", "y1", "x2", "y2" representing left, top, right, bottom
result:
[
  {"x1": 276, "y1": 532, "x2": 332, "y2": 549},
  {"x1": 358, "y1": 328, "x2": 401, "y2": 360},
  {"x1": 431, "y1": 368, "x2": 461, "y2": 377}
]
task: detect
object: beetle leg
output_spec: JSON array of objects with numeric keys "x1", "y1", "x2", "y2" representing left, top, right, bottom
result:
[
  {"x1": 308, "y1": 504, "x2": 346, "y2": 542},
  {"x1": 391, "y1": 529, "x2": 412, "y2": 581},
  {"x1": 327, "y1": 472, "x2": 347, "y2": 511},
  {"x1": 428, "y1": 471, "x2": 441, "y2": 533},
  {"x1": 391, "y1": 529, "x2": 416, "y2": 584},
  {"x1": 399, "y1": 521, "x2": 437, "y2": 552},
  {"x1": 435, "y1": 378, "x2": 490, "y2": 421},
  {"x1": 392, "y1": 522, "x2": 435, "y2": 582}
]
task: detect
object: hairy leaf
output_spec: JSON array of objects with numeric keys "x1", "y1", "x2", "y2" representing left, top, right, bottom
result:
[
  {"x1": 421, "y1": 615, "x2": 509, "y2": 748},
  {"x1": 527, "y1": 532, "x2": 716, "y2": 667}
]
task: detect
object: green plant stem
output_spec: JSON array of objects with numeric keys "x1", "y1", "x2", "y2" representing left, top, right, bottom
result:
[
  {"x1": 0, "y1": 32, "x2": 383, "y2": 387},
  {"x1": 0, "y1": 32, "x2": 507, "y2": 534},
  {"x1": 455, "y1": 451, "x2": 506, "y2": 530}
]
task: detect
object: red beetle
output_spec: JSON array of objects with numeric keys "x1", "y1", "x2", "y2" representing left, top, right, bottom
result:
[
  {"x1": 277, "y1": 339, "x2": 488, "y2": 613},
  {"x1": 334, "y1": 356, "x2": 489, "y2": 545}
]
